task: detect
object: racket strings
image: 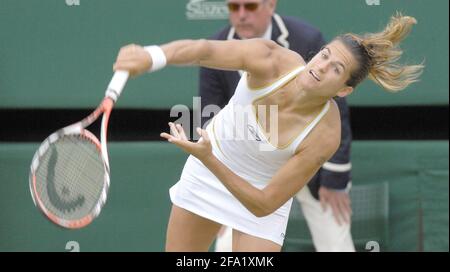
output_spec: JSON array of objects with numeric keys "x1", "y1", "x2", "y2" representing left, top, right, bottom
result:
[{"x1": 34, "y1": 134, "x2": 106, "y2": 220}]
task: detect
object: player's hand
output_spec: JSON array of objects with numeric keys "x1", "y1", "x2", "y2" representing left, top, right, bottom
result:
[
  {"x1": 113, "y1": 44, "x2": 152, "y2": 76},
  {"x1": 318, "y1": 186, "x2": 352, "y2": 226},
  {"x1": 161, "y1": 123, "x2": 213, "y2": 162}
]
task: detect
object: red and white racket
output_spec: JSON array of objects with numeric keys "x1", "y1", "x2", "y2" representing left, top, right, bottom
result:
[{"x1": 29, "y1": 71, "x2": 129, "y2": 229}]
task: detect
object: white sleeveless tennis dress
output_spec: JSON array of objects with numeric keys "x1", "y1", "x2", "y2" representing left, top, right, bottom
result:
[{"x1": 170, "y1": 66, "x2": 331, "y2": 245}]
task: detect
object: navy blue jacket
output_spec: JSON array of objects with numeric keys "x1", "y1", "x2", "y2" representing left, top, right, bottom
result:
[{"x1": 199, "y1": 15, "x2": 352, "y2": 199}]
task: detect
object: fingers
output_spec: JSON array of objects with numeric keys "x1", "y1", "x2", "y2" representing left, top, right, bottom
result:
[
  {"x1": 113, "y1": 61, "x2": 139, "y2": 74},
  {"x1": 160, "y1": 131, "x2": 195, "y2": 152},
  {"x1": 319, "y1": 195, "x2": 327, "y2": 212},
  {"x1": 165, "y1": 125, "x2": 205, "y2": 142},
  {"x1": 320, "y1": 187, "x2": 353, "y2": 226},
  {"x1": 196, "y1": 127, "x2": 202, "y2": 137},
  {"x1": 113, "y1": 44, "x2": 151, "y2": 76},
  {"x1": 196, "y1": 127, "x2": 210, "y2": 142},
  {"x1": 161, "y1": 123, "x2": 190, "y2": 145},
  {"x1": 330, "y1": 199, "x2": 342, "y2": 226},
  {"x1": 116, "y1": 44, "x2": 140, "y2": 61},
  {"x1": 338, "y1": 195, "x2": 352, "y2": 224},
  {"x1": 177, "y1": 124, "x2": 189, "y2": 141},
  {"x1": 161, "y1": 125, "x2": 212, "y2": 160},
  {"x1": 337, "y1": 201, "x2": 347, "y2": 225},
  {"x1": 168, "y1": 122, "x2": 190, "y2": 141},
  {"x1": 113, "y1": 44, "x2": 137, "y2": 69},
  {"x1": 337, "y1": 204, "x2": 349, "y2": 225},
  {"x1": 329, "y1": 195, "x2": 352, "y2": 226},
  {"x1": 169, "y1": 122, "x2": 181, "y2": 138},
  {"x1": 160, "y1": 132, "x2": 174, "y2": 142},
  {"x1": 341, "y1": 195, "x2": 352, "y2": 218}
]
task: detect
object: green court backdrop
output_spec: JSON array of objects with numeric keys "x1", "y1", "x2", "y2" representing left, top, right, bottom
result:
[
  {"x1": 0, "y1": 0, "x2": 448, "y2": 108},
  {"x1": 0, "y1": 141, "x2": 448, "y2": 251}
]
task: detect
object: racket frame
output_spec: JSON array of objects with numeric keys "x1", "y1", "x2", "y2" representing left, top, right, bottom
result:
[{"x1": 29, "y1": 71, "x2": 128, "y2": 229}]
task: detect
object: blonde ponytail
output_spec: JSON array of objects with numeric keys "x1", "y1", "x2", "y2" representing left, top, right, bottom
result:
[{"x1": 338, "y1": 13, "x2": 424, "y2": 92}]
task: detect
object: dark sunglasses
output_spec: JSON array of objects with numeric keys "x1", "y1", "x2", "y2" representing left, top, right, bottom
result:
[{"x1": 227, "y1": 2, "x2": 261, "y2": 12}]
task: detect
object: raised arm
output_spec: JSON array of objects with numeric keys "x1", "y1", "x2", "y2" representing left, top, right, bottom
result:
[{"x1": 113, "y1": 39, "x2": 283, "y2": 81}]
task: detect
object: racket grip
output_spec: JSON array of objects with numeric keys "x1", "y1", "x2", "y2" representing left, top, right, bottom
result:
[{"x1": 105, "y1": 70, "x2": 129, "y2": 102}]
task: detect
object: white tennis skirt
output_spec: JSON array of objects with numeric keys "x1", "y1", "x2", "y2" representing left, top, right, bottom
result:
[{"x1": 169, "y1": 155, "x2": 293, "y2": 246}]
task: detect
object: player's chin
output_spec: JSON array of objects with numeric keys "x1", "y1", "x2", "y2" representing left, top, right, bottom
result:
[{"x1": 299, "y1": 77, "x2": 320, "y2": 91}]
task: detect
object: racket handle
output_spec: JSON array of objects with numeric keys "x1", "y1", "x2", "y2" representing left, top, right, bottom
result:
[{"x1": 105, "y1": 70, "x2": 129, "y2": 102}]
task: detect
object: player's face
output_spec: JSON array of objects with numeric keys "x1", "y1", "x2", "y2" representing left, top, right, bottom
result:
[
  {"x1": 297, "y1": 40, "x2": 356, "y2": 98},
  {"x1": 227, "y1": 0, "x2": 276, "y2": 39}
]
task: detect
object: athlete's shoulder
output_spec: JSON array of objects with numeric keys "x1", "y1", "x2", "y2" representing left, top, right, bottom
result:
[
  {"x1": 300, "y1": 101, "x2": 341, "y2": 154},
  {"x1": 321, "y1": 100, "x2": 342, "y2": 145},
  {"x1": 272, "y1": 45, "x2": 306, "y2": 74}
]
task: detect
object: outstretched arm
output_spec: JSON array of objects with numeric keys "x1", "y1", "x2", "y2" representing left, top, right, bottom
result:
[{"x1": 113, "y1": 39, "x2": 281, "y2": 80}]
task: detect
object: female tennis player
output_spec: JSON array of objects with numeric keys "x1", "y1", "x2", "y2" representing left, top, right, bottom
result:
[{"x1": 113, "y1": 14, "x2": 423, "y2": 252}]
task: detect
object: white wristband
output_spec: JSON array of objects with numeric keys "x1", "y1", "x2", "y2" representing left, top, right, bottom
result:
[{"x1": 144, "y1": 45, "x2": 167, "y2": 72}]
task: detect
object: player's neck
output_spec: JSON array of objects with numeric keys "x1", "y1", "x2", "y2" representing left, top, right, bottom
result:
[
  {"x1": 289, "y1": 87, "x2": 329, "y2": 116},
  {"x1": 287, "y1": 78, "x2": 329, "y2": 115}
]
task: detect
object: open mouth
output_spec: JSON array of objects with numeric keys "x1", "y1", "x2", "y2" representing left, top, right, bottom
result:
[{"x1": 309, "y1": 70, "x2": 321, "y2": 82}]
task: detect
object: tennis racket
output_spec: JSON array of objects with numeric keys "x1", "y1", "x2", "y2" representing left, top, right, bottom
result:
[{"x1": 29, "y1": 71, "x2": 129, "y2": 229}]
